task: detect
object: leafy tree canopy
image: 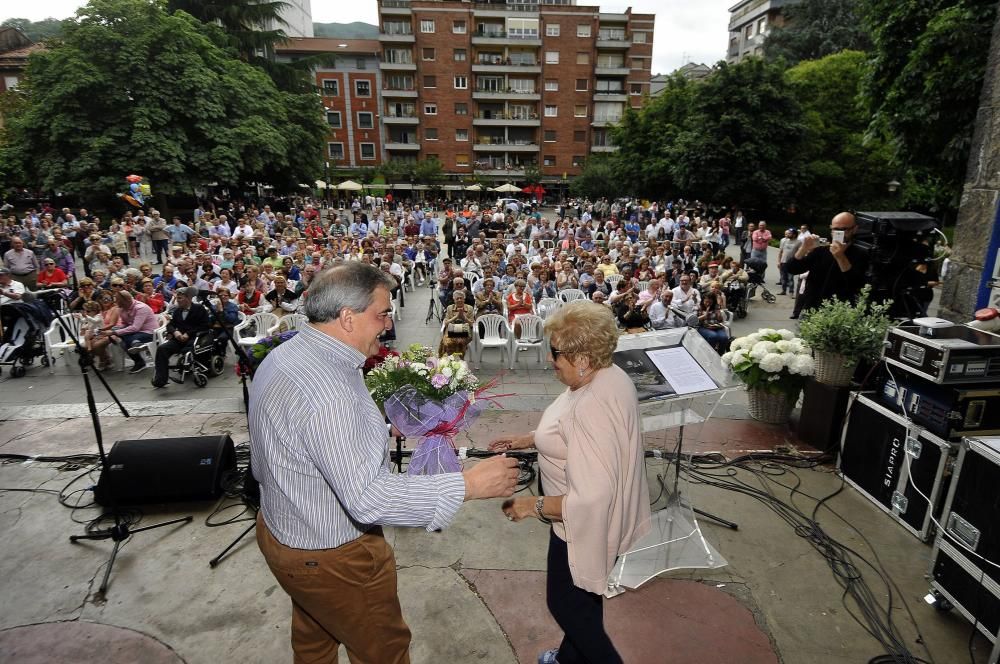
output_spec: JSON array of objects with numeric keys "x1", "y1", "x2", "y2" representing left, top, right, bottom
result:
[
  {"x1": 1, "y1": 0, "x2": 326, "y2": 197},
  {"x1": 764, "y1": 0, "x2": 871, "y2": 66},
  {"x1": 860, "y1": 0, "x2": 998, "y2": 216},
  {"x1": 1, "y1": 17, "x2": 67, "y2": 42},
  {"x1": 569, "y1": 155, "x2": 623, "y2": 201}
]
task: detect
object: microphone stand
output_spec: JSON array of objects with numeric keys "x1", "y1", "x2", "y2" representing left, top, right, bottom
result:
[{"x1": 61, "y1": 316, "x2": 192, "y2": 599}]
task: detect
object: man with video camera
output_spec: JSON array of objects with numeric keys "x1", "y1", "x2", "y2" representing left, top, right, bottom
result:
[{"x1": 784, "y1": 212, "x2": 869, "y2": 317}]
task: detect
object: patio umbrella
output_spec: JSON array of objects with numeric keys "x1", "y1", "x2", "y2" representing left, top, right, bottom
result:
[
  {"x1": 464, "y1": 183, "x2": 483, "y2": 191},
  {"x1": 336, "y1": 180, "x2": 363, "y2": 191},
  {"x1": 494, "y1": 183, "x2": 522, "y2": 193},
  {"x1": 314, "y1": 180, "x2": 328, "y2": 190}
]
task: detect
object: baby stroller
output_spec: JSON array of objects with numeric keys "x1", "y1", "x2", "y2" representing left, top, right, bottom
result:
[
  {"x1": 0, "y1": 298, "x2": 55, "y2": 377},
  {"x1": 167, "y1": 329, "x2": 226, "y2": 387},
  {"x1": 744, "y1": 258, "x2": 777, "y2": 304},
  {"x1": 725, "y1": 280, "x2": 749, "y2": 319}
]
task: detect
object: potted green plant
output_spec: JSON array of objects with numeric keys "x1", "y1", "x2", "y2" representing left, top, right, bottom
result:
[
  {"x1": 797, "y1": 286, "x2": 893, "y2": 386},
  {"x1": 722, "y1": 329, "x2": 815, "y2": 424}
]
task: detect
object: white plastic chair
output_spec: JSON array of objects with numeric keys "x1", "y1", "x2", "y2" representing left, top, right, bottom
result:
[
  {"x1": 119, "y1": 313, "x2": 169, "y2": 370},
  {"x1": 474, "y1": 313, "x2": 511, "y2": 369},
  {"x1": 463, "y1": 271, "x2": 482, "y2": 289},
  {"x1": 269, "y1": 312, "x2": 309, "y2": 335},
  {"x1": 509, "y1": 314, "x2": 546, "y2": 370},
  {"x1": 636, "y1": 280, "x2": 650, "y2": 294},
  {"x1": 234, "y1": 312, "x2": 279, "y2": 349},
  {"x1": 558, "y1": 289, "x2": 586, "y2": 304},
  {"x1": 43, "y1": 314, "x2": 83, "y2": 373},
  {"x1": 605, "y1": 274, "x2": 624, "y2": 289},
  {"x1": 536, "y1": 297, "x2": 562, "y2": 320}
]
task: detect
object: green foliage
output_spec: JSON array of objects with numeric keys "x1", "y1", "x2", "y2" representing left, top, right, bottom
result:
[
  {"x1": 522, "y1": 163, "x2": 542, "y2": 186},
  {"x1": 724, "y1": 329, "x2": 814, "y2": 397},
  {"x1": 1, "y1": 17, "x2": 67, "y2": 42},
  {"x1": 669, "y1": 59, "x2": 807, "y2": 213},
  {"x1": 860, "y1": 0, "x2": 998, "y2": 217},
  {"x1": 378, "y1": 160, "x2": 415, "y2": 184},
  {"x1": 413, "y1": 157, "x2": 444, "y2": 187},
  {"x1": 569, "y1": 155, "x2": 622, "y2": 200},
  {"x1": 784, "y1": 50, "x2": 895, "y2": 225},
  {"x1": 797, "y1": 286, "x2": 893, "y2": 359},
  {"x1": 764, "y1": 0, "x2": 872, "y2": 66},
  {"x1": 1, "y1": 0, "x2": 325, "y2": 197}
]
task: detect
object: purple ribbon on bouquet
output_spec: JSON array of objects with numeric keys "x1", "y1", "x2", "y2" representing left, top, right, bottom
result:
[{"x1": 384, "y1": 385, "x2": 486, "y2": 475}]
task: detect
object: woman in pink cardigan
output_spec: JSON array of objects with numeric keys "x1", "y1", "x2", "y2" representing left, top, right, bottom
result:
[{"x1": 491, "y1": 300, "x2": 651, "y2": 664}]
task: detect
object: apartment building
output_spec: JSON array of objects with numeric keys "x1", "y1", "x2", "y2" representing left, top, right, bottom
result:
[
  {"x1": 726, "y1": 0, "x2": 798, "y2": 63},
  {"x1": 276, "y1": 38, "x2": 385, "y2": 170},
  {"x1": 377, "y1": 0, "x2": 655, "y2": 184}
]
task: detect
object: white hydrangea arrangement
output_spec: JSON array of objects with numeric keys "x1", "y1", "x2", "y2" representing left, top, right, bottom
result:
[{"x1": 721, "y1": 328, "x2": 815, "y2": 396}]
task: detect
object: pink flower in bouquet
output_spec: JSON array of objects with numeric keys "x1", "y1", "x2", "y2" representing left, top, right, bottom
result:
[{"x1": 431, "y1": 373, "x2": 449, "y2": 389}]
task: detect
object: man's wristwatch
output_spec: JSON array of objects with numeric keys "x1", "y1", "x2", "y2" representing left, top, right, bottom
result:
[{"x1": 535, "y1": 497, "x2": 552, "y2": 524}]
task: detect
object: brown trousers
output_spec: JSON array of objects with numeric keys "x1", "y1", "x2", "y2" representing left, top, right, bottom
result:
[{"x1": 256, "y1": 513, "x2": 411, "y2": 664}]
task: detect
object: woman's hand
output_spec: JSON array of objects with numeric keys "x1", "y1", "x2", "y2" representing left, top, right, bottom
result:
[
  {"x1": 501, "y1": 496, "x2": 536, "y2": 522},
  {"x1": 488, "y1": 432, "x2": 533, "y2": 452}
]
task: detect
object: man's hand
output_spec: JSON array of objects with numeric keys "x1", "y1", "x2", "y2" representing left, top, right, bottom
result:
[
  {"x1": 462, "y1": 455, "x2": 520, "y2": 501},
  {"x1": 829, "y1": 240, "x2": 846, "y2": 258},
  {"x1": 797, "y1": 234, "x2": 818, "y2": 257}
]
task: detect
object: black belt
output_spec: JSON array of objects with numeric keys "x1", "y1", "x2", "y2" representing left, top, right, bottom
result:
[{"x1": 12, "y1": 271, "x2": 35, "y2": 276}]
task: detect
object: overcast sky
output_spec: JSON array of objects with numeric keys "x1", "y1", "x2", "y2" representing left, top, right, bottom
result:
[{"x1": 4, "y1": 0, "x2": 734, "y2": 73}]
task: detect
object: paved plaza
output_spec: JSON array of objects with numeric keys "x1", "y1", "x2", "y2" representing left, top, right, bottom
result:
[{"x1": 0, "y1": 234, "x2": 984, "y2": 663}]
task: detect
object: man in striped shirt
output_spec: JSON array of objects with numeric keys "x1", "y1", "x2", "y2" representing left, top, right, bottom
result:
[{"x1": 250, "y1": 261, "x2": 519, "y2": 663}]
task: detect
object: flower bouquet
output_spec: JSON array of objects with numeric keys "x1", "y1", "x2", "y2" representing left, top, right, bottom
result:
[
  {"x1": 721, "y1": 329, "x2": 815, "y2": 423},
  {"x1": 366, "y1": 344, "x2": 502, "y2": 475},
  {"x1": 236, "y1": 330, "x2": 299, "y2": 376}
]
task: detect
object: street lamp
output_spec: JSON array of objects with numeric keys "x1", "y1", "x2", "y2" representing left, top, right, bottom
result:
[
  {"x1": 887, "y1": 179, "x2": 901, "y2": 194},
  {"x1": 325, "y1": 161, "x2": 331, "y2": 207}
]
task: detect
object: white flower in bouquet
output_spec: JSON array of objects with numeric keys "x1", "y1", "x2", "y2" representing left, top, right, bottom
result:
[
  {"x1": 777, "y1": 329, "x2": 795, "y2": 340},
  {"x1": 749, "y1": 341, "x2": 777, "y2": 360},
  {"x1": 441, "y1": 367, "x2": 454, "y2": 378},
  {"x1": 759, "y1": 353, "x2": 786, "y2": 373},
  {"x1": 790, "y1": 354, "x2": 815, "y2": 375}
]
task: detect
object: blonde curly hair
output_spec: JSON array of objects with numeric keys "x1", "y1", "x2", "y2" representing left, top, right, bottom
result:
[{"x1": 544, "y1": 300, "x2": 618, "y2": 369}]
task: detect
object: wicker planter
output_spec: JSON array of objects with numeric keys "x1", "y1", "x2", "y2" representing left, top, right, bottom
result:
[
  {"x1": 746, "y1": 387, "x2": 797, "y2": 425},
  {"x1": 813, "y1": 350, "x2": 857, "y2": 387}
]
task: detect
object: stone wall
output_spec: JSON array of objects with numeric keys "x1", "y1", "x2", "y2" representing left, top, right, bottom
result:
[{"x1": 940, "y1": 8, "x2": 1000, "y2": 321}]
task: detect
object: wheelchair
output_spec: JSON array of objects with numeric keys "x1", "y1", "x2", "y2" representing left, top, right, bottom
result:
[{"x1": 167, "y1": 330, "x2": 227, "y2": 387}]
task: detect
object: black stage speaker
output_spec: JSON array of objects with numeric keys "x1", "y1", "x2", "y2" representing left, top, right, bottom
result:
[
  {"x1": 95, "y1": 435, "x2": 236, "y2": 505},
  {"x1": 797, "y1": 379, "x2": 851, "y2": 453}
]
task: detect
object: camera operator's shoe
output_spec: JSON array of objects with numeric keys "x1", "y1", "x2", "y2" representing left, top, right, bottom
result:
[{"x1": 538, "y1": 649, "x2": 559, "y2": 664}]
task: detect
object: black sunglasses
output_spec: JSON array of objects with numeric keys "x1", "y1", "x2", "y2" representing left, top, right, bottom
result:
[{"x1": 550, "y1": 346, "x2": 564, "y2": 361}]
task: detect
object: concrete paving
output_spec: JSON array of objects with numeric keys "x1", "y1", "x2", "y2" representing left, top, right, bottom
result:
[{"x1": 0, "y1": 227, "x2": 981, "y2": 664}]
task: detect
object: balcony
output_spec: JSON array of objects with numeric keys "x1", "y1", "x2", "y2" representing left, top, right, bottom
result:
[
  {"x1": 473, "y1": 141, "x2": 539, "y2": 152},
  {"x1": 591, "y1": 118, "x2": 622, "y2": 127},
  {"x1": 595, "y1": 66, "x2": 630, "y2": 76},
  {"x1": 380, "y1": 60, "x2": 416, "y2": 71},
  {"x1": 380, "y1": 0, "x2": 411, "y2": 14},
  {"x1": 471, "y1": 61, "x2": 541, "y2": 74},
  {"x1": 379, "y1": 31, "x2": 415, "y2": 43},
  {"x1": 594, "y1": 92, "x2": 628, "y2": 102},
  {"x1": 590, "y1": 145, "x2": 618, "y2": 153},
  {"x1": 382, "y1": 88, "x2": 419, "y2": 98},
  {"x1": 599, "y1": 13, "x2": 629, "y2": 23},
  {"x1": 473, "y1": 113, "x2": 541, "y2": 127},
  {"x1": 383, "y1": 113, "x2": 419, "y2": 124},
  {"x1": 471, "y1": 30, "x2": 542, "y2": 46},
  {"x1": 385, "y1": 142, "x2": 421, "y2": 151},
  {"x1": 472, "y1": 89, "x2": 540, "y2": 101},
  {"x1": 473, "y1": 2, "x2": 539, "y2": 17},
  {"x1": 596, "y1": 38, "x2": 629, "y2": 50}
]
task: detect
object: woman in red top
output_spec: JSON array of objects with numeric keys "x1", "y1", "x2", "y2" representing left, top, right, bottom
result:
[
  {"x1": 237, "y1": 279, "x2": 264, "y2": 314},
  {"x1": 135, "y1": 279, "x2": 165, "y2": 314},
  {"x1": 37, "y1": 259, "x2": 69, "y2": 288}
]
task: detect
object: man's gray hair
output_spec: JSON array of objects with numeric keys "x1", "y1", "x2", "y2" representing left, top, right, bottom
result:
[{"x1": 303, "y1": 262, "x2": 396, "y2": 323}]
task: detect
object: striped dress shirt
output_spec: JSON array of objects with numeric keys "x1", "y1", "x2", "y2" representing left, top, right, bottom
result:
[{"x1": 249, "y1": 324, "x2": 466, "y2": 550}]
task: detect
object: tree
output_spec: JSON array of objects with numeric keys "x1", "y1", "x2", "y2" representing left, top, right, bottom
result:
[
  {"x1": 1, "y1": 18, "x2": 66, "y2": 42},
  {"x1": 860, "y1": 0, "x2": 998, "y2": 218},
  {"x1": 668, "y1": 59, "x2": 807, "y2": 215},
  {"x1": 764, "y1": 0, "x2": 871, "y2": 66},
  {"x1": 413, "y1": 157, "x2": 444, "y2": 191},
  {"x1": 569, "y1": 155, "x2": 623, "y2": 200},
  {"x1": 1, "y1": 0, "x2": 326, "y2": 197},
  {"x1": 785, "y1": 50, "x2": 895, "y2": 224},
  {"x1": 610, "y1": 74, "x2": 694, "y2": 199},
  {"x1": 522, "y1": 163, "x2": 542, "y2": 187}
]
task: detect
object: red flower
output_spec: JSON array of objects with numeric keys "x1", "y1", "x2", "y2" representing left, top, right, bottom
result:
[{"x1": 362, "y1": 345, "x2": 399, "y2": 375}]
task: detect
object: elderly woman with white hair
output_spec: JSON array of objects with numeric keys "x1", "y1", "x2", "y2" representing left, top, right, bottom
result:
[{"x1": 490, "y1": 301, "x2": 650, "y2": 664}]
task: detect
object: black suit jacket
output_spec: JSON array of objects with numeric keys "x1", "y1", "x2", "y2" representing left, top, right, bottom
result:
[{"x1": 166, "y1": 302, "x2": 211, "y2": 336}]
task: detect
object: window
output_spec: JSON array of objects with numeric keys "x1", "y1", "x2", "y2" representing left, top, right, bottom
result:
[
  {"x1": 421, "y1": 19, "x2": 435, "y2": 33},
  {"x1": 744, "y1": 24, "x2": 753, "y2": 39},
  {"x1": 596, "y1": 79, "x2": 623, "y2": 92},
  {"x1": 455, "y1": 102, "x2": 468, "y2": 115},
  {"x1": 574, "y1": 105, "x2": 587, "y2": 117},
  {"x1": 576, "y1": 52, "x2": 590, "y2": 65},
  {"x1": 757, "y1": 17, "x2": 767, "y2": 34},
  {"x1": 456, "y1": 129, "x2": 469, "y2": 141},
  {"x1": 544, "y1": 105, "x2": 558, "y2": 117},
  {"x1": 453, "y1": 20, "x2": 467, "y2": 34},
  {"x1": 631, "y1": 58, "x2": 643, "y2": 70},
  {"x1": 424, "y1": 103, "x2": 438, "y2": 115},
  {"x1": 422, "y1": 48, "x2": 435, "y2": 61},
  {"x1": 360, "y1": 143, "x2": 376, "y2": 160},
  {"x1": 597, "y1": 53, "x2": 624, "y2": 68},
  {"x1": 509, "y1": 78, "x2": 534, "y2": 93},
  {"x1": 357, "y1": 112, "x2": 374, "y2": 129},
  {"x1": 355, "y1": 80, "x2": 371, "y2": 97},
  {"x1": 545, "y1": 24, "x2": 560, "y2": 37},
  {"x1": 322, "y1": 79, "x2": 339, "y2": 95},
  {"x1": 577, "y1": 24, "x2": 591, "y2": 37},
  {"x1": 423, "y1": 75, "x2": 437, "y2": 88},
  {"x1": 454, "y1": 75, "x2": 468, "y2": 89},
  {"x1": 456, "y1": 154, "x2": 470, "y2": 167},
  {"x1": 327, "y1": 142, "x2": 345, "y2": 160},
  {"x1": 574, "y1": 130, "x2": 586, "y2": 142},
  {"x1": 545, "y1": 51, "x2": 559, "y2": 64},
  {"x1": 4, "y1": 75, "x2": 19, "y2": 90},
  {"x1": 572, "y1": 155, "x2": 585, "y2": 167},
  {"x1": 385, "y1": 48, "x2": 413, "y2": 64},
  {"x1": 630, "y1": 83, "x2": 643, "y2": 95},
  {"x1": 425, "y1": 128, "x2": 438, "y2": 140},
  {"x1": 544, "y1": 130, "x2": 556, "y2": 142},
  {"x1": 545, "y1": 79, "x2": 559, "y2": 92},
  {"x1": 633, "y1": 31, "x2": 646, "y2": 43},
  {"x1": 385, "y1": 74, "x2": 414, "y2": 90},
  {"x1": 507, "y1": 17, "x2": 539, "y2": 39},
  {"x1": 593, "y1": 102, "x2": 623, "y2": 123},
  {"x1": 356, "y1": 58, "x2": 367, "y2": 70},
  {"x1": 543, "y1": 155, "x2": 556, "y2": 166},
  {"x1": 383, "y1": 21, "x2": 412, "y2": 36},
  {"x1": 454, "y1": 48, "x2": 467, "y2": 62},
  {"x1": 326, "y1": 111, "x2": 342, "y2": 127},
  {"x1": 575, "y1": 78, "x2": 588, "y2": 91}
]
